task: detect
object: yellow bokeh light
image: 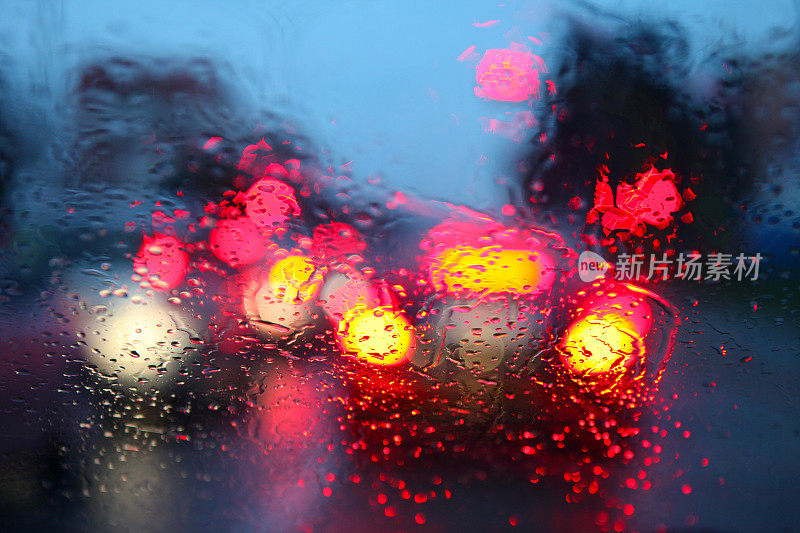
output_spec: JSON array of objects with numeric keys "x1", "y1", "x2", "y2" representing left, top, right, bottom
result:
[
  {"x1": 560, "y1": 313, "x2": 644, "y2": 376},
  {"x1": 428, "y1": 245, "x2": 551, "y2": 296},
  {"x1": 267, "y1": 255, "x2": 323, "y2": 303},
  {"x1": 337, "y1": 306, "x2": 415, "y2": 366}
]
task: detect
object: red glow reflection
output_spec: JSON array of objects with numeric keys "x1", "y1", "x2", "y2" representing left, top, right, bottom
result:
[
  {"x1": 589, "y1": 167, "x2": 684, "y2": 235},
  {"x1": 475, "y1": 45, "x2": 546, "y2": 102},
  {"x1": 243, "y1": 176, "x2": 301, "y2": 229},
  {"x1": 310, "y1": 222, "x2": 366, "y2": 263},
  {"x1": 132, "y1": 233, "x2": 189, "y2": 291},
  {"x1": 209, "y1": 216, "x2": 274, "y2": 268},
  {"x1": 237, "y1": 138, "x2": 274, "y2": 176}
]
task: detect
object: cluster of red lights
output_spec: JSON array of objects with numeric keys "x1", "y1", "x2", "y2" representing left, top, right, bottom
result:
[
  {"x1": 131, "y1": 137, "x2": 677, "y2": 400},
  {"x1": 117, "y1": 40, "x2": 695, "y2": 532}
]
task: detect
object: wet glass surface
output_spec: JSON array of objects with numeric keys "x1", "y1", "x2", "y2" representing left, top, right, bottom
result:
[{"x1": 0, "y1": 1, "x2": 799, "y2": 532}]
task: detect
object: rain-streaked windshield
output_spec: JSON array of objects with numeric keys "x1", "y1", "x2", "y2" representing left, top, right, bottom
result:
[{"x1": 1, "y1": 2, "x2": 798, "y2": 531}]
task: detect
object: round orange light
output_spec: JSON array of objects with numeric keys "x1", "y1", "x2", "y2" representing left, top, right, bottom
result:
[
  {"x1": 241, "y1": 255, "x2": 324, "y2": 339},
  {"x1": 267, "y1": 255, "x2": 323, "y2": 303},
  {"x1": 560, "y1": 313, "x2": 644, "y2": 376},
  {"x1": 337, "y1": 306, "x2": 415, "y2": 366}
]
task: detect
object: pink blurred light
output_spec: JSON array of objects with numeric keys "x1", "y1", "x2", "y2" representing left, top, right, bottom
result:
[
  {"x1": 209, "y1": 216, "x2": 273, "y2": 268},
  {"x1": 475, "y1": 45, "x2": 544, "y2": 102}
]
